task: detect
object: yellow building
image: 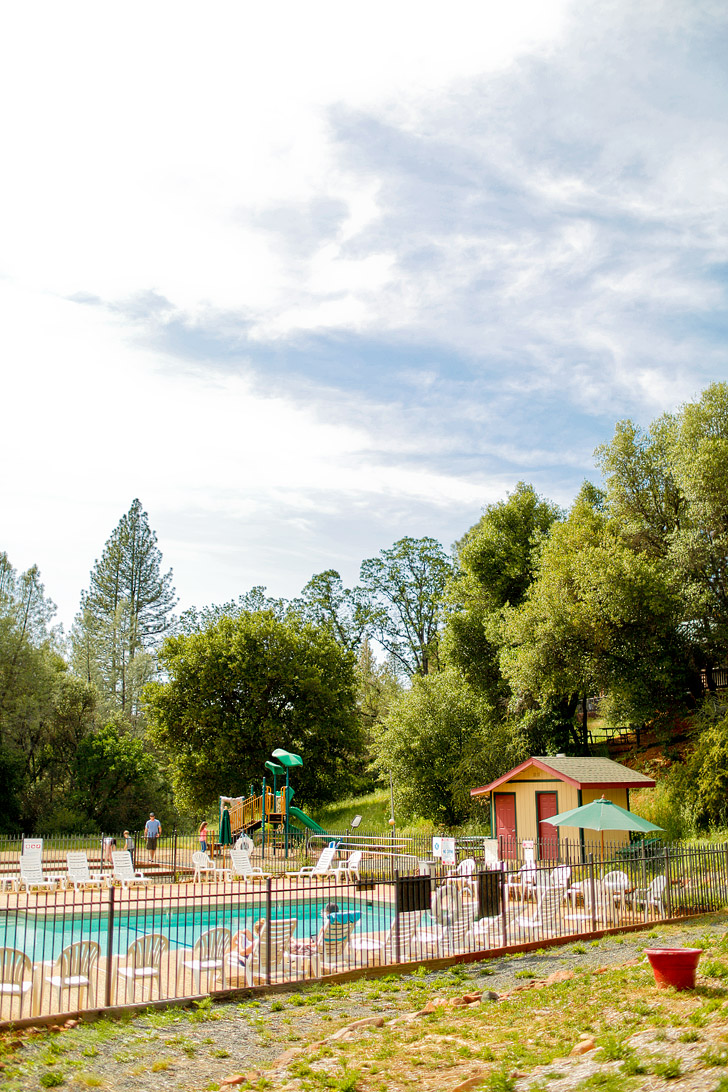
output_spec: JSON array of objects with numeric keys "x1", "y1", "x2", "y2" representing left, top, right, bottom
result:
[{"x1": 471, "y1": 756, "x2": 656, "y2": 861}]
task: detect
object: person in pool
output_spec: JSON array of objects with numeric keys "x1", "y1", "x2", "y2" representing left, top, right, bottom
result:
[{"x1": 290, "y1": 902, "x2": 340, "y2": 954}]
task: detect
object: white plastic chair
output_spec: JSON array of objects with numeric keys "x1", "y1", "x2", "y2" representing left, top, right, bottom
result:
[
  {"x1": 66, "y1": 851, "x2": 106, "y2": 891},
  {"x1": 178, "y1": 928, "x2": 231, "y2": 994},
  {"x1": 286, "y1": 844, "x2": 337, "y2": 881},
  {"x1": 116, "y1": 933, "x2": 169, "y2": 1003},
  {"x1": 229, "y1": 848, "x2": 270, "y2": 882},
  {"x1": 603, "y1": 869, "x2": 630, "y2": 907},
  {"x1": 334, "y1": 851, "x2": 362, "y2": 882},
  {"x1": 111, "y1": 851, "x2": 151, "y2": 888},
  {"x1": 43, "y1": 941, "x2": 99, "y2": 1012},
  {"x1": 18, "y1": 855, "x2": 57, "y2": 892},
  {"x1": 243, "y1": 918, "x2": 297, "y2": 985},
  {"x1": 632, "y1": 875, "x2": 667, "y2": 916},
  {"x1": 192, "y1": 851, "x2": 230, "y2": 883},
  {"x1": 0, "y1": 948, "x2": 36, "y2": 1018}
]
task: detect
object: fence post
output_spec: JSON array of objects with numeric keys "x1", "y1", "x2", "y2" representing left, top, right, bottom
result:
[
  {"x1": 664, "y1": 847, "x2": 672, "y2": 918},
  {"x1": 172, "y1": 828, "x2": 178, "y2": 879},
  {"x1": 641, "y1": 839, "x2": 648, "y2": 923},
  {"x1": 394, "y1": 870, "x2": 401, "y2": 965},
  {"x1": 500, "y1": 865, "x2": 508, "y2": 949},
  {"x1": 588, "y1": 853, "x2": 597, "y2": 933},
  {"x1": 104, "y1": 883, "x2": 116, "y2": 1009},
  {"x1": 265, "y1": 877, "x2": 272, "y2": 986}
]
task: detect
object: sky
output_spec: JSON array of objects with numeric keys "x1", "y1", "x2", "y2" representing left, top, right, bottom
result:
[{"x1": 2, "y1": 0, "x2": 728, "y2": 632}]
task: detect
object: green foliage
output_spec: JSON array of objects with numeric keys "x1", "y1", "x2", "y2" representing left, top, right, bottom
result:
[
  {"x1": 71, "y1": 715, "x2": 165, "y2": 831},
  {"x1": 71, "y1": 499, "x2": 177, "y2": 720},
  {"x1": 501, "y1": 497, "x2": 690, "y2": 732},
  {"x1": 374, "y1": 668, "x2": 527, "y2": 827},
  {"x1": 145, "y1": 609, "x2": 364, "y2": 810},
  {"x1": 360, "y1": 536, "x2": 453, "y2": 677},
  {"x1": 446, "y1": 482, "x2": 562, "y2": 702}
]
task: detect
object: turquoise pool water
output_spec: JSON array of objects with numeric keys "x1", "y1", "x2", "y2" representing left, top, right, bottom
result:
[{"x1": 1, "y1": 897, "x2": 394, "y2": 962}]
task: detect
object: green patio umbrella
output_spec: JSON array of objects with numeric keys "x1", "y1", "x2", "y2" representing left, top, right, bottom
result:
[
  {"x1": 545, "y1": 796, "x2": 663, "y2": 856},
  {"x1": 219, "y1": 806, "x2": 233, "y2": 847}
]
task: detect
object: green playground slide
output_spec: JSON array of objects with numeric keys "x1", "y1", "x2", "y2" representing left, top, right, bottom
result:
[{"x1": 288, "y1": 805, "x2": 327, "y2": 834}]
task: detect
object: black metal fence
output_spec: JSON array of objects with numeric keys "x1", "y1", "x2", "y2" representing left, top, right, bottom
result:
[{"x1": 1, "y1": 839, "x2": 726, "y2": 1025}]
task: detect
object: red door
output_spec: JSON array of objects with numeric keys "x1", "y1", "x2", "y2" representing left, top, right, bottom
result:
[
  {"x1": 494, "y1": 793, "x2": 517, "y2": 861},
  {"x1": 537, "y1": 792, "x2": 559, "y2": 861}
]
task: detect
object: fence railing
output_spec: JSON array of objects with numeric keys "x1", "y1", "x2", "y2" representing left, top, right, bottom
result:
[{"x1": 0, "y1": 839, "x2": 726, "y2": 1025}]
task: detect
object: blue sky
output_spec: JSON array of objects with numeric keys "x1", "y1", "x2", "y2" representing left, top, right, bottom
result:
[{"x1": 1, "y1": 0, "x2": 727, "y2": 630}]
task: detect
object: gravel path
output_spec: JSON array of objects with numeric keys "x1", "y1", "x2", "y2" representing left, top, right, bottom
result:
[{"x1": 1, "y1": 915, "x2": 725, "y2": 1091}]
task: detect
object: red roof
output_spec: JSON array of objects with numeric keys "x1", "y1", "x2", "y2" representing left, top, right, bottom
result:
[{"x1": 470, "y1": 756, "x2": 656, "y2": 796}]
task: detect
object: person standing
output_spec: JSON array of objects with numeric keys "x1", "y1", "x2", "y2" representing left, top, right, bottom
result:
[
  {"x1": 199, "y1": 821, "x2": 208, "y2": 854},
  {"x1": 145, "y1": 813, "x2": 162, "y2": 862},
  {"x1": 123, "y1": 830, "x2": 135, "y2": 865}
]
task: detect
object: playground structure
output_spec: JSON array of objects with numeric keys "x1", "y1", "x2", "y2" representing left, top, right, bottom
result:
[{"x1": 221, "y1": 748, "x2": 326, "y2": 858}]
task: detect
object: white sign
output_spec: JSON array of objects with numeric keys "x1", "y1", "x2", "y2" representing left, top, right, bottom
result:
[
  {"x1": 440, "y1": 837, "x2": 456, "y2": 866},
  {"x1": 483, "y1": 838, "x2": 499, "y2": 864},
  {"x1": 432, "y1": 836, "x2": 442, "y2": 859},
  {"x1": 23, "y1": 838, "x2": 43, "y2": 854},
  {"x1": 522, "y1": 839, "x2": 535, "y2": 864}
]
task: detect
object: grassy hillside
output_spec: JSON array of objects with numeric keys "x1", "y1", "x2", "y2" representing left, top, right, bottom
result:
[{"x1": 310, "y1": 789, "x2": 392, "y2": 832}]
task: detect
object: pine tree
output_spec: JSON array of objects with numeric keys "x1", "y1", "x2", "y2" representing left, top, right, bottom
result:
[{"x1": 72, "y1": 500, "x2": 177, "y2": 717}]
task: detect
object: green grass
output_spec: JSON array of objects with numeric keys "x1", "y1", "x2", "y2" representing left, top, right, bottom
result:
[{"x1": 311, "y1": 790, "x2": 393, "y2": 832}]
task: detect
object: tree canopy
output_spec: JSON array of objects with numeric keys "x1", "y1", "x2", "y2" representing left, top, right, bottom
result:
[
  {"x1": 144, "y1": 609, "x2": 364, "y2": 811},
  {"x1": 72, "y1": 499, "x2": 177, "y2": 719}
]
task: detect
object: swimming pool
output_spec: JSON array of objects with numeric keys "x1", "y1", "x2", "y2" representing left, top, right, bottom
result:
[{"x1": 1, "y1": 895, "x2": 394, "y2": 962}]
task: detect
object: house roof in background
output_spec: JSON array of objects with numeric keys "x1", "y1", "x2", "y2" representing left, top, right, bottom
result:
[{"x1": 471, "y1": 756, "x2": 656, "y2": 796}]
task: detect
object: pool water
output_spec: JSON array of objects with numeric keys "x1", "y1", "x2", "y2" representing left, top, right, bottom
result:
[{"x1": 1, "y1": 897, "x2": 394, "y2": 962}]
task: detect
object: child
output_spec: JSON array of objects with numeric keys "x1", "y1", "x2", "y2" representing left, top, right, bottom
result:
[{"x1": 198, "y1": 821, "x2": 208, "y2": 854}]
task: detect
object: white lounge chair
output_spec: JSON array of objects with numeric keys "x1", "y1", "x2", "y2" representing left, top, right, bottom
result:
[
  {"x1": 242, "y1": 918, "x2": 297, "y2": 985},
  {"x1": 43, "y1": 941, "x2": 99, "y2": 1012},
  {"x1": 353, "y1": 910, "x2": 424, "y2": 965},
  {"x1": 286, "y1": 844, "x2": 337, "y2": 881},
  {"x1": 229, "y1": 848, "x2": 270, "y2": 882},
  {"x1": 0, "y1": 948, "x2": 36, "y2": 1018},
  {"x1": 291, "y1": 912, "x2": 360, "y2": 976},
  {"x1": 334, "y1": 851, "x2": 362, "y2": 883},
  {"x1": 192, "y1": 851, "x2": 231, "y2": 883},
  {"x1": 178, "y1": 927, "x2": 231, "y2": 994},
  {"x1": 111, "y1": 851, "x2": 151, "y2": 888},
  {"x1": 115, "y1": 934, "x2": 170, "y2": 1003},
  {"x1": 18, "y1": 854, "x2": 57, "y2": 893},
  {"x1": 66, "y1": 851, "x2": 106, "y2": 892},
  {"x1": 513, "y1": 887, "x2": 568, "y2": 941}
]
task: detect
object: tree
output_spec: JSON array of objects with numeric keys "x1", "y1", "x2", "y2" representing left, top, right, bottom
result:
[
  {"x1": 291, "y1": 570, "x2": 369, "y2": 653},
  {"x1": 500, "y1": 497, "x2": 691, "y2": 745},
  {"x1": 72, "y1": 499, "x2": 177, "y2": 718},
  {"x1": 144, "y1": 610, "x2": 364, "y2": 811},
  {"x1": 595, "y1": 383, "x2": 728, "y2": 683},
  {"x1": 71, "y1": 717, "x2": 164, "y2": 832},
  {"x1": 359, "y1": 537, "x2": 453, "y2": 677},
  {"x1": 374, "y1": 669, "x2": 527, "y2": 828},
  {"x1": 445, "y1": 482, "x2": 562, "y2": 702}
]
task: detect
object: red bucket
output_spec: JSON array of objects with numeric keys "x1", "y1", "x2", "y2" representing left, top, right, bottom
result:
[{"x1": 645, "y1": 948, "x2": 702, "y2": 990}]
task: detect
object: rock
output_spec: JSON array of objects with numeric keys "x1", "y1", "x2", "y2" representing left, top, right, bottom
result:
[
  {"x1": 570, "y1": 1037, "x2": 596, "y2": 1056},
  {"x1": 271, "y1": 1047, "x2": 305, "y2": 1067},
  {"x1": 63, "y1": 1019, "x2": 79, "y2": 1029},
  {"x1": 415, "y1": 998, "x2": 444, "y2": 1016},
  {"x1": 327, "y1": 1026, "x2": 356, "y2": 1042},
  {"x1": 483, "y1": 991, "x2": 499, "y2": 1001},
  {"x1": 462, "y1": 992, "x2": 482, "y2": 1003},
  {"x1": 346, "y1": 1016, "x2": 385, "y2": 1030},
  {"x1": 220, "y1": 1076, "x2": 254, "y2": 1087},
  {"x1": 450, "y1": 1071, "x2": 486, "y2": 1091},
  {"x1": 48, "y1": 1025, "x2": 62, "y2": 1034},
  {"x1": 305, "y1": 1040, "x2": 326, "y2": 1053}
]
